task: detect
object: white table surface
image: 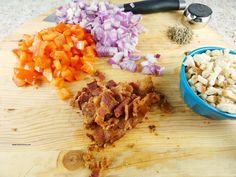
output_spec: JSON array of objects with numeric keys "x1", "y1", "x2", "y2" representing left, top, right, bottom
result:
[{"x1": 0, "y1": 0, "x2": 235, "y2": 48}]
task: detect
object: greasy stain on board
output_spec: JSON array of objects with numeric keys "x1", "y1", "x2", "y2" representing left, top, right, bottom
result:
[
  {"x1": 7, "y1": 108, "x2": 16, "y2": 111},
  {"x1": 11, "y1": 128, "x2": 18, "y2": 132},
  {"x1": 12, "y1": 143, "x2": 31, "y2": 146}
]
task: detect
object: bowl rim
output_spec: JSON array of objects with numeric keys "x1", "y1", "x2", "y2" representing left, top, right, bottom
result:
[{"x1": 180, "y1": 46, "x2": 236, "y2": 118}]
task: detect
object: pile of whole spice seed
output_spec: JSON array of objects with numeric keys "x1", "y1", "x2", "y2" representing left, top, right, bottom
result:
[{"x1": 167, "y1": 25, "x2": 193, "y2": 45}]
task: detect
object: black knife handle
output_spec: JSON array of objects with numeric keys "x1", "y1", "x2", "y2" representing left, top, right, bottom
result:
[{"x1": 123, "y1": 0, "x2": 186, "y2": 14}]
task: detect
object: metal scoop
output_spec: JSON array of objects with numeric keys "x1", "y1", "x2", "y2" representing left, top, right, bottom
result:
[{"x1": 182, "y1": 3, "x2": 213, "y2": 29}]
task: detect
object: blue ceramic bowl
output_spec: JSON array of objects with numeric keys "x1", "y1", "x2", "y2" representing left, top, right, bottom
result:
[{"x1": 180, "y1": 46, "x2": 236, "y2": 119}]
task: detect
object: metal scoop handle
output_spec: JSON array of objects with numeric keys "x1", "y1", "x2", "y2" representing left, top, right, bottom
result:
[{"x1": 122, "y1": 0, "x2": 186, "y2": 14}]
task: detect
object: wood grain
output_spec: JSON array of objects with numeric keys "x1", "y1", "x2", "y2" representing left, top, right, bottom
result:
[{"x1": 0, "y1": 1, "x2": 235, "y2": 176}]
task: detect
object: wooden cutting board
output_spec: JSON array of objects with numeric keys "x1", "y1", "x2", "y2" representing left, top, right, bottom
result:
[{"x1": 0, "y1": 1, "x2": 236, "y2": 176}]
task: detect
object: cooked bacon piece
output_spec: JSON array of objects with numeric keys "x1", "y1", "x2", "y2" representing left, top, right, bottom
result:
[
  {"x1": 91, "y1": 88, "x2": 103, "y2": 96},
  {"x1": 110, "y1": 83, "x2": 133, "y2": 103},
  {"x1": 88, "y1": 156, "x2": 110, "y2": 177},
  {"x1": 131, "y1": 96, "x2": 141, "y2": 118},
  {"x1": 116, "y1": 83, "x2": 133, "y2": 97},
  {"x1": 106, "y1": 118, "x2": 120, "y2": 128},
  {"x1": 114, "y1": 97, "x2": 131, "y2": 118},
  {"x1": 139, "y1": 77, "x2": 154, "y2": 95},
  {"x1": 70, "y1": 91, "x2": 82, "y2": 107},
  {"x1": 100, "y1": 91, "x2": 118, "y2": 111},
  {"x1": 94, "y1": 91, "x2": 119, "y2": 127},
  {"x1": 87, "y1": 81, "x2": 98, "y2": 91},
  {"x1": 78, "y1": 91, "x2": 92, "y2": 109},
  {"x1": 134, "y1": 93, "x2": 156, "y2": 118},
  {"x1": 124, "y1": 104, "x2": 129, "y2": 121},
  {"x1": 71, "y1": 76, "x2": 173, "y2": 148},
  {"x1": 93, "y1": 70, "x2": 105, "y2": 81},
  {"x1": 87, "y1": 124, "x2": 126, "y2": 146},
  {"x1": 89, "y1": 169, "x2": 100, "y2": 177},
  {"x1": 130, "y1": 82, "x2": 142, "y2": 96},
  {"x1": 82, "y1": 102, "x2": 96, "y2": 125},
  {"x1": 71, "y1": 88, "x2": 92, "y2": 109},
  {"x1": 160, "y1": 99, "x2": 173, "y2": 113},
  {"x1": 106, "y1": 80, "x2": 117, "y2": 89},
  {"x1": 87, "y1": 81, "x2": 103, "y2": 96}
]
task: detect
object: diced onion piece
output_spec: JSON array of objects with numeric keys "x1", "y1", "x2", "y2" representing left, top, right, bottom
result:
[
  {"x1": 155, "y1": 53, "x2": 161, "y2": 59},
  {"x1": 119, "y1": 60, "x2": 137, "y2": 72},
  {"x1": 108, "y1": 59, "x2": 116, "y2": 65},
  {"x1": 145, "y1": 54, "x2": 157, "y2": 63},
  {"x1": 111, "y1": 52, "x2": 124, "y2": 63}
]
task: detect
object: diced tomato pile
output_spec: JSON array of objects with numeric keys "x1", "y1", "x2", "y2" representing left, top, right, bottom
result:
[{"x1": 12, "y1": 22, "x2": 97, "y2": 100}]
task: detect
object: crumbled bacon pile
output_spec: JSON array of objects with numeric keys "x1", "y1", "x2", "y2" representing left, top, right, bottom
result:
[{"x1": 71, "y1": 76, "x2": 172, "y2": 148}]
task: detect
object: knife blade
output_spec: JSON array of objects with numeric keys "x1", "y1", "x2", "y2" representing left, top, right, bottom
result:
[
  {"x1": 43, "y1": 0, "x2": 186, "y2": 23},
  {"x1": 43, "y1": 13, "x2": 59, "y2": 23}
]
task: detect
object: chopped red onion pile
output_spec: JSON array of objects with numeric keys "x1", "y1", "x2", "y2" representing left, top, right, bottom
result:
[
  {"x1": 56, "y1": 0, "x2": 164, "y2": 75},
  {"x1": 141, "y1": 54, "x2": 164, "y2": 75}
]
